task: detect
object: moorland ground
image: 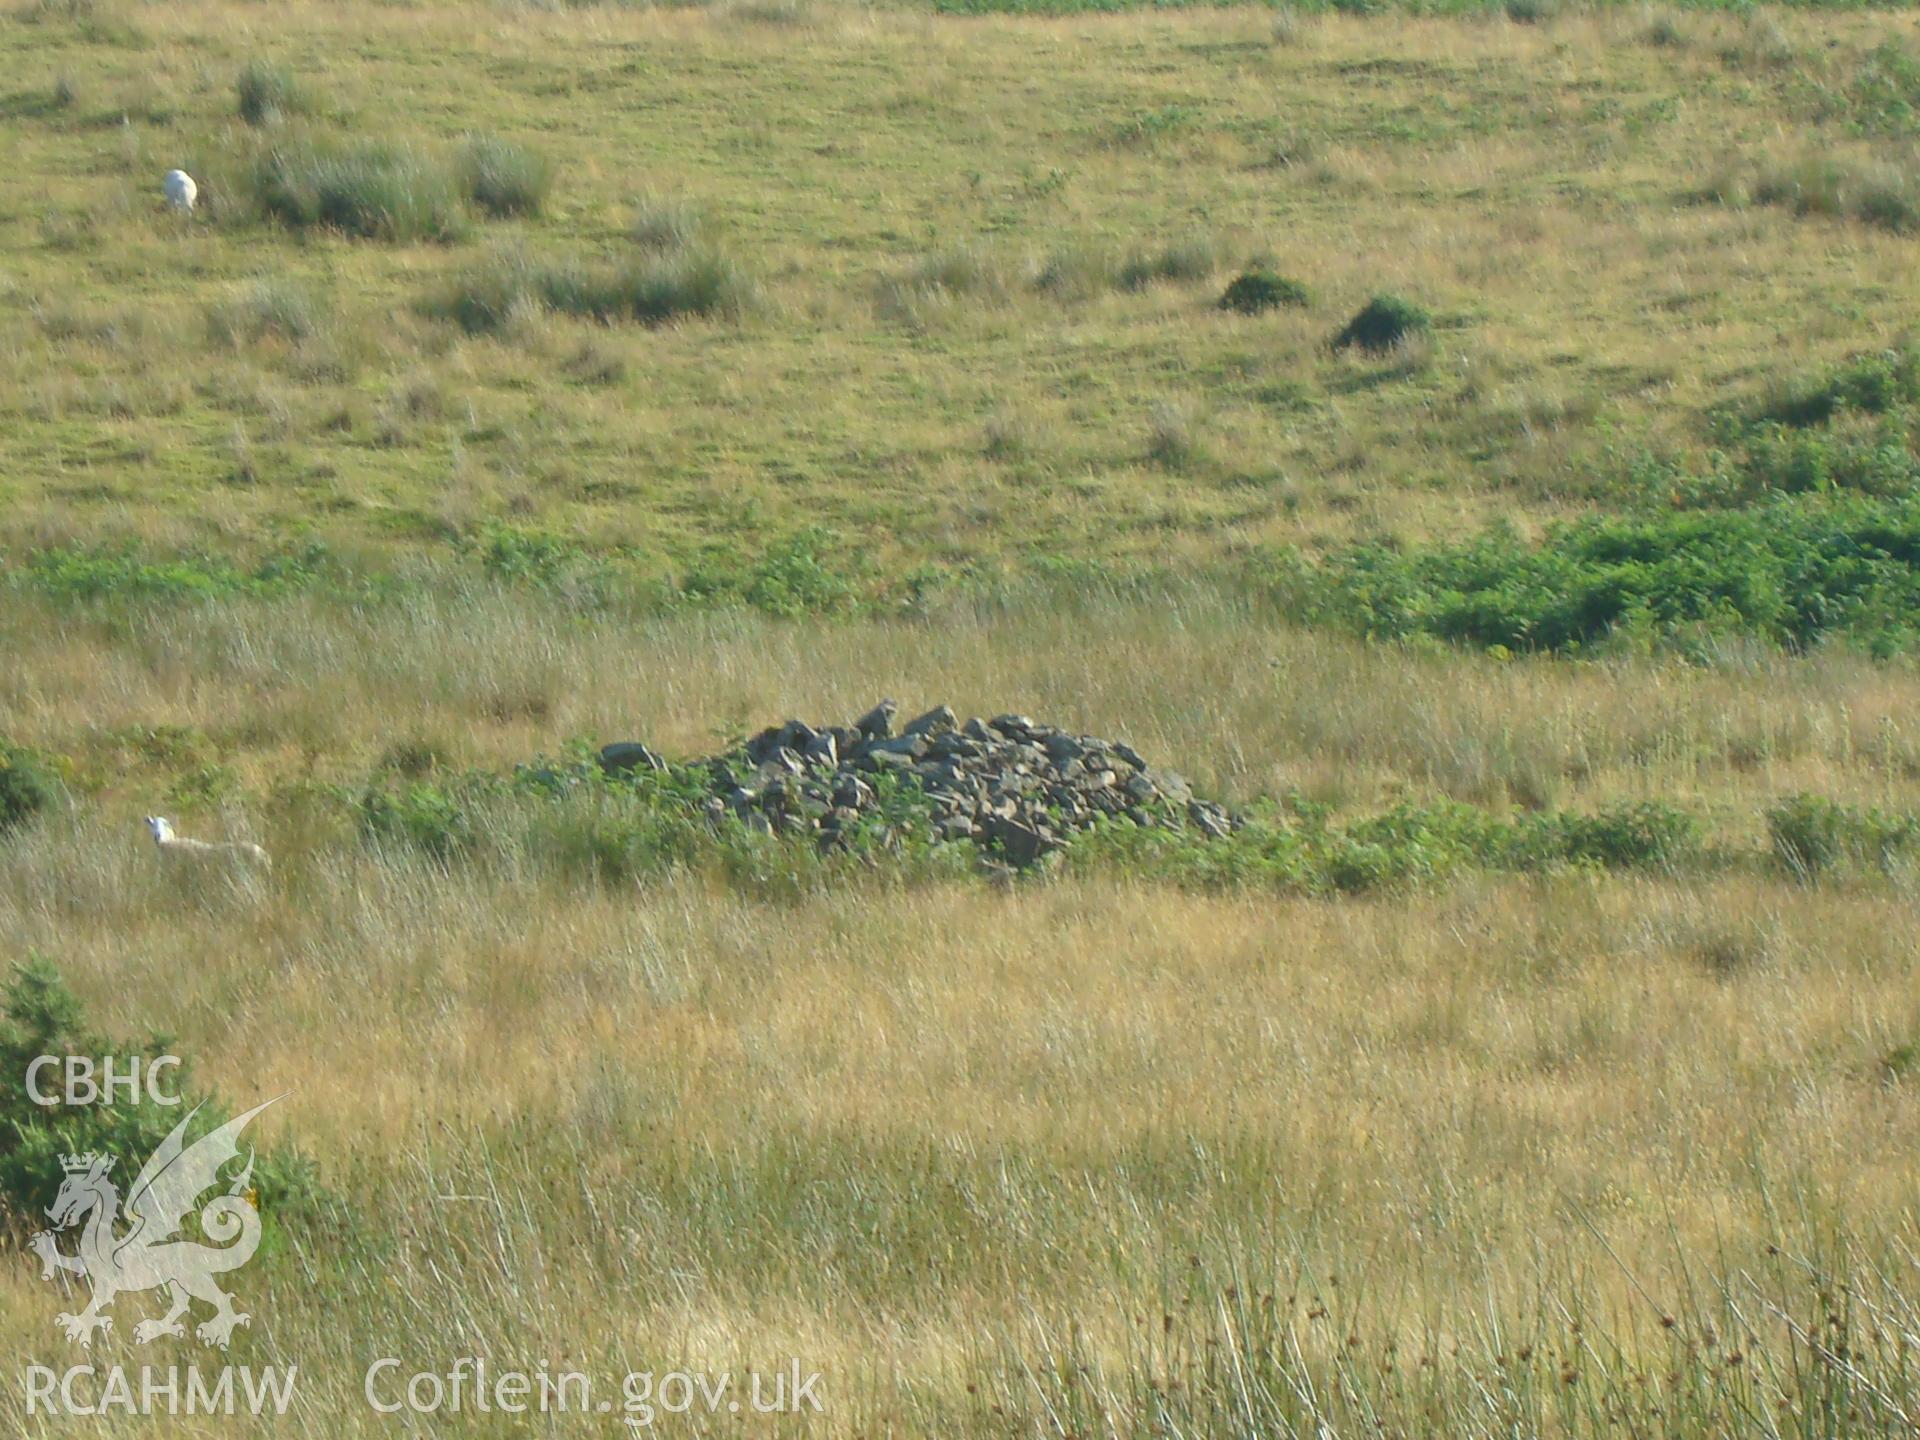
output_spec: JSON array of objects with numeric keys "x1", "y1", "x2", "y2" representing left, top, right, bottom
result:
[{"x1": 5, "y1": 0, "x2": 1920, "y2": 1434}]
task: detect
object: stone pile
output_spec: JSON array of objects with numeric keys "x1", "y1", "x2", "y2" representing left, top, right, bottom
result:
[{"x1": 599, "y1": 700, "x2": 1234, "y2": 867}]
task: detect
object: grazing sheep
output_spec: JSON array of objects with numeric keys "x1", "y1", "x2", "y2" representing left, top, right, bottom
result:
[
  {"x1": 163, "y1": 169, "x2": 198, "y2": 213},
  {"x1": 144, "y1": 815, "x2": 269, "y2": 870}
]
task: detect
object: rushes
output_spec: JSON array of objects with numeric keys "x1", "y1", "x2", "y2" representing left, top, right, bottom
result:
[
  {"x1": 236, "y1": 60, "x2": 304, "y2": 126},
  {"x1": 432, "y1": 245, "x2": 753, "y2": 334},
  {"x1": 457, "y1": 133, "x2": 554, "y2": 219},
  {"x1": 247, "y1": 140, "x2": 470, "y2": 243}
]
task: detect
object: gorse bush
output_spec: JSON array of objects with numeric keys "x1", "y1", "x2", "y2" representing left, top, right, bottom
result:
[
  {"x1": 457, "y1": 134, "x2": 553, "y2": 219},
  {"x1": 248, "y1": 142, "x2": 469, "y2": 243},
  {"x1": 1219, "y1": 266, "x2": 1310, "y2": 315},
  {"x1": 1332, "y1": 293, "x2": 1430, "y2": 353},
  {"x1": 0, "y1": 743, "x2": 58, "y2": 834},
  {"x1": 430, "y1": 247, "x2": 753, "y2": 334},
  {"x1": 0, "y1": 957, "x2": 317, "y2": 1226},
  {"x1": 1767, "y1": 793, "x2": 1920, "y2": 878}
]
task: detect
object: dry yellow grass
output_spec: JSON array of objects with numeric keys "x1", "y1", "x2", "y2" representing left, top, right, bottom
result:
[
  {"x1": 8, "y1": 586, "x2": 1920, "y2": 824},
  {"x1": 2, "y1": 822, "x2": 1917, "y2": 1431},
  {"x1": 1, "y1": 587, "x2": 1919, "y2": 1430}
]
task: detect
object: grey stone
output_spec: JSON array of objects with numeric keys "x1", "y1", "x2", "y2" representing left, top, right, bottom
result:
[
  {"x1": 855, "y1": 699, "x2": 898, "y2": 738},
  {"x1": 600, "y1": 702, "x2": 1237, "y2": 867},
  {"x1": 1043, "y1": 733, "x2": 1086, "y2": 764},
  {"x1": 904, "y1": 704, "x2": 958, "y2": 737},
  {"x1": 986, "y1": 815, "x2": 1058, "y2": 868},
  {"x1": 1190, "y1": 801, "x2": 1232, "y2": 840},
  {"x1": 1147, "y1": 769, "x2": 1192, "y2": 804},
  {"x1": 864, "y1": 734, "x2": 929, "y2": 759}
]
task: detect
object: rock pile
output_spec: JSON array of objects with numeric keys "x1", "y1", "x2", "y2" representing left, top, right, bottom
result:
[{"x1": 600, "y1": 701, "x2": 1235, "y2": 867}]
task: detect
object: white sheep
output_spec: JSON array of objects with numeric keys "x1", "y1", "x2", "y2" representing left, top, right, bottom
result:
[
  {"x1": 163, "y1": 169, "x2": 197, "y2": 213},
  {"x1": 144, "y1": 815, "x2": 269, "y2": 870}
]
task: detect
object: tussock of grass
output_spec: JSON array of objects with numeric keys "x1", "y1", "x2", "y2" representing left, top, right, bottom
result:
[
  {"x1": 1032, "y1": 244, "x2": 1118, "y2": 300},
  {"x1": 1116, "y1": 234, "x2": 1220, "y2": 290},
  {"x1": 1757, "y1": 153, "x2": 1920, "y2": 234},
  {"x1": 1146, "y1": 399, "x2": 1204, "y2": 470},
  {"x1": 901, "y1": 244, "x2": 1010, "y2": 300},
  {"x1": 246, "y1": 140, "x2": 470, "y2": 243},
  {"x1": 430, "y1": 246, "x2": 754, "y2": 334},
  {"x1": 236, "y1": 59, "x2": 303, "y2": 125},
  {"x1": 457, "y1": 133, "x2": 554, "y2": 218},
  {"x1": 205, "y1": 278, "x2": 327, "y2": 349},
  {"x1": 631, "y1": 191, "x2": 707, "y2": 252}
]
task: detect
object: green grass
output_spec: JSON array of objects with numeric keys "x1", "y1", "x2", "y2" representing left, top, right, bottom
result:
[{"x1": 7, "y1": 4, "x2": 1920, "y2": 579}]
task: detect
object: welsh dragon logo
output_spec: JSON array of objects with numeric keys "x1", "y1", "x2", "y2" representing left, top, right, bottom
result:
[{"x1": 28, "y1": 1098, "x2": 280, "y2": 1349}]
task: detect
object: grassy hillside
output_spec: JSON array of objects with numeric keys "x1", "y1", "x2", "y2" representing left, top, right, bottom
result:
[
  {"x1": 5, "y1": 1, "x2": 1920, "y2": 589},
  {"x1": 6, "y1": 1, "x2": 1920, "y2": 1435}
]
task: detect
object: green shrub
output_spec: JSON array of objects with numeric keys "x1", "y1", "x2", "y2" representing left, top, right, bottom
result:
[
  {"x1": 1218, "y1": 266, "x2": 1310, "y2": 315},
  {"x1": 1767, "y1": 793, "x2": 1920, "y2": 877},
  {"x1": 1332, "y1": 293, "x2": 1431, "y2": 353},
  {"x1": 236, "y1": 60, "x2": 301, "y2": 125},
  {"x1": 1550, "y1": 801, "x2": 1699, "y2": 870},
  {"x1": 457, "y1": 134, "x2": 554, "y2": 219},
  {"x1": 248, "y1": 141, "x2": 469, "y2": 243},
  {"x1": 21, "y1": 544, "x2": 332, "y2": 604},
  {"x1": 678, "y1": 527, "x2": 859, "y2": 616},
  {"x1": 1280, "y1": 494, "x2": 1920, "y2": 656},
  {"x1": 1755, "y1": 348, "x2": 1920, "y2": 429},
  {"x1": 0, "y1": 957, "x2": 317, "y2": 1227},
  {"x1": 0, "y1": 745, "x2": 58, "y2": 834},
  {"x1": 357, "y1": 781, "x2": 477, "y2": 860}
]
